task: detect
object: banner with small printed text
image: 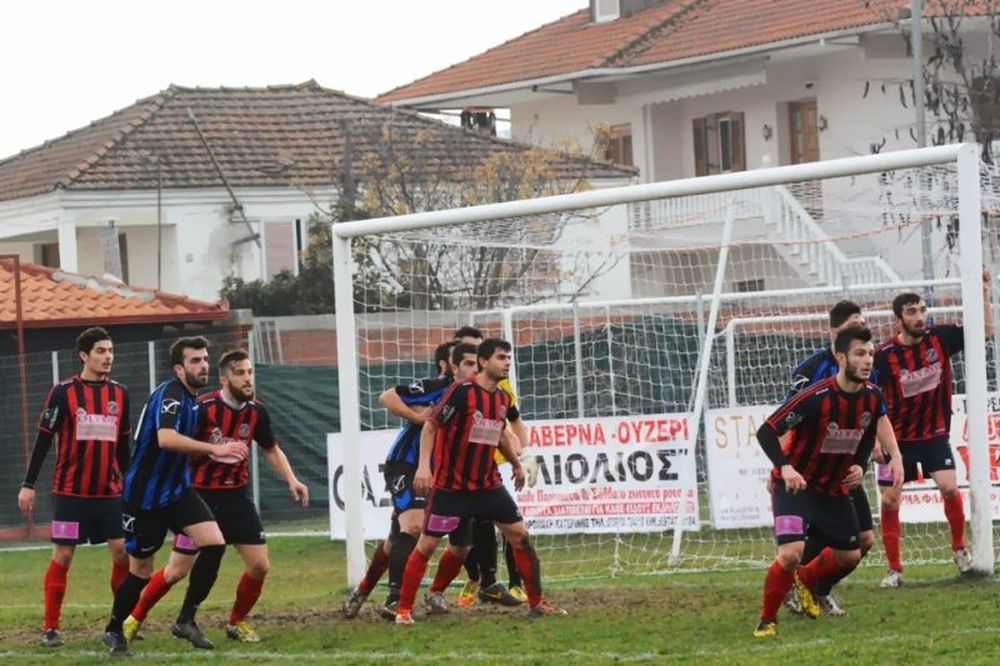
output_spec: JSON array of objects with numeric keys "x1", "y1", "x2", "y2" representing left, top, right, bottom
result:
[
  {"x1": 703, "y1": 396, "x2": 1000, "y2": 529},
  {"x1": 326, "y1": 413, "x2": 699, "y2": 539}
]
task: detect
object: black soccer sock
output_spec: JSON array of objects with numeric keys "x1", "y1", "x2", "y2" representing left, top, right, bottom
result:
[
  {"x1": 176, "y1": 545, "x2": 225, "y2": 624},
  {"x1": 504, "y1": 537, "x2": 522, "y2": 587},
  {"x1": 387, "y1": 532, "x2": 417, "y2": 603},
  {"x1": 474, "y1": 520, "x2": 498, "y2": 588},
  {"x1": 801, "y1": 532, "x2": 826, "y2": 567},
  {"x1": 463, "y1": 521, "x2": 482, "y2": 581},
  {"x1": 106, "y1": 573, "x2": 149, "y2": 634}
]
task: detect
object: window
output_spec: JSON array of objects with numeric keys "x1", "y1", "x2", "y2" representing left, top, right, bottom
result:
[
  {"x1": 264, "y1": 221, "x2": 296, "y2": 279},
  {"x1": 603, "y1": 123, "x2": 633, "y2": 167},
  {"x1": 693, "y1": 111, "x2": 745, "y2": 176},
  {"x1": 592, "y1": 0, "x2": 620, "y2": 22},
  {"x1": 37, "y1": 242, "x2": 60, "y2": 268},
  {"x1": 735, "y1": 278, "x2": 765, "y2": 293}
]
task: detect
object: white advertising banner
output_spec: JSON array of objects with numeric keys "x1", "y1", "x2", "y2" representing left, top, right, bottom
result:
[
  {"x1": 327, "y1": 413, "x2": 699, "y2": 539},
  {"x1": 703, "y1": 395, "x2": 1000, "y2": 529}
]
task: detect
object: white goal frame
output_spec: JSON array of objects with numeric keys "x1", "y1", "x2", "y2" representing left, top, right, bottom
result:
[{"x1": 331, "y1": 143, "x2": 992, "y2": 584}]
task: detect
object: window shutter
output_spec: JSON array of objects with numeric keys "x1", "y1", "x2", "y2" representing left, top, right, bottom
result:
[
  {"x1": 730, "y1": 112, "x2": 746, "y2": 172},
  {"x1": 264, "y1": 221, "x2": 296, "y2": 279},
  {"x1": 693, "y1": 117, "x2": 708, "y2": 177}
]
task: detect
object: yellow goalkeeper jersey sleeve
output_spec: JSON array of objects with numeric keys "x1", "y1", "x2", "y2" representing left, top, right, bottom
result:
[{"x1": 494, "y1": 378, "x2": 519, "y2": 464}]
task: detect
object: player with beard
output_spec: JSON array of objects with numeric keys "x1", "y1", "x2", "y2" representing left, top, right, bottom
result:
[
  {"x1": 874, "y1": 278, "x2": 992, "y2": 587},
  {"x1": 121, "y1": 349, "x2": 309, "y2": 647},
  {"x1": 394, "y1": 339, "x2": 566, "y2": 625},
  {"x1": 782, "y1": 302, "x2": 902, "y2": 617},
  {"x1": 344, "y1": 342, "x2": 478, "y2": 619},
  {"x1": 102, "y1": 337, "x2": 247, "y2": 657},
  {"x1": 18, "y1": 327, "x2": 132, "y2": 648},
  {"x1": 754, "y1": 326, "x2": 897, "y2": 638}
]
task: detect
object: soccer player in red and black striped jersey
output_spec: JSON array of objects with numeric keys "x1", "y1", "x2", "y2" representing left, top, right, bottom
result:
[
  {"x1": 394, "y1": 338, "x2": 566, "y2": 624},
  {"x1": 873, "y1": 280, "x2": 991, "y2": 586},
  {"x1": 752, "y1": 326, "x2": 901, "y2": 638},
  {"x1": 17, "y1": 327, "x2": 132, "y2": 648},
  {"x1": 122, "y1": 349, "x2": 308, "y2": 648}
]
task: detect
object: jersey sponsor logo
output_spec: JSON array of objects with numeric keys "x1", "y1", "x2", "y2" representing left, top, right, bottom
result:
[
  {"x1": 76, "y1": 410, "x2": 118, "y2": 441},
  {"x1": 899, "y1": 363, "x2": 942, "y2": 398},
  {"x1": 107, "y1": 400, "x2": 119, "y2": 416},
  {"x1": 469, "y1": 410, "x2": 504, "y2": 446},
  {"x1": 820, "y1": 424, "x2": 864, "y2": 454},
  {"x1": 161, "y1": 398, "x2": 180, "y2": 415}
]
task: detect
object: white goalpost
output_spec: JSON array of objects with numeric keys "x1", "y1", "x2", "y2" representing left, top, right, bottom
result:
[{"x1": 330, "y1": 143, "x2": 995, "y2": 585}]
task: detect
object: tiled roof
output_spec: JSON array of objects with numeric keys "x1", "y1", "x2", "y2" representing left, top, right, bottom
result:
[
  {"x1": 0, "y1": 82, "x2": 634, "y2": 203},
  {"x1": 0, "y1": 261, "x2": 228, "y2": 328},
  {"x1": 376, "y1": 0, "x2": 910, "y2": 106}
]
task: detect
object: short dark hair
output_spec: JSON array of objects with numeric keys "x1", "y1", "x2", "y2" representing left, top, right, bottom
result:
[
  {"x1": 454, "y1": 326, "x2": 483, "y2": 341},
  {"x1": 451, "y1": 342, "x2": 477, "y2": 366},
  {"x1": 77, "y1": 326, "x2": 112, "y2": 356},
  {"x1": 218, "y1": 349, "x2": 250, "y2": 374},
  {"x1": 892, "y1": 292, "x2": 923, "y2": 318},
  {"x1": 169, "y1": 336, "x2": 209, "y2": 367},
  {"x1": 477, "y1": 338, "x2": 512, "y2": 362},
  {"x1": 434, "y1": 341, "x2": 457, "y2": 373},
  {"x1": 828, "y1": 300, "x2": 862, "y2": 329},
  {"x1": 834, "y1": 326, "x2": 872, "y2": 355}
]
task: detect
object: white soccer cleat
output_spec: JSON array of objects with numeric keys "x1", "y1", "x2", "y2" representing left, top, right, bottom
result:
[
  {"x1": 782, "y1": 587, "x2": 803, "y2": 615},
  {"x1": 954, "y1": 547, "x2": 973, "y2": 574},
  {"x1": 880, "y1": 569, "x2": 903, "y2": 588},
  {"x1": 817, "y1": 594, "x2": 846, "y2": 617}
]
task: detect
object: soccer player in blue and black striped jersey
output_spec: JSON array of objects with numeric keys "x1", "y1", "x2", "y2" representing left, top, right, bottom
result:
[{"x1": 102, "y1": 337, "x2": 248, "y2": 657}]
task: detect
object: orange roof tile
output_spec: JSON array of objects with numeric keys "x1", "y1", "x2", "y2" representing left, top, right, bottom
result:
[
  {"x1": 0, "y1": 260, "x2": 228, "y2": 329},
  {"x1": 377, "y1": 0, "x2": 913, "y2": 106}
]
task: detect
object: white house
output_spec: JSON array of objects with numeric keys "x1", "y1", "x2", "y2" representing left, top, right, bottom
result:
[
  {"x1": 0, "y1": 82, "x2": 634, "y2": 303},
  {"x1": 379, "y1": 0, "x2": 993, "y2": 289}
]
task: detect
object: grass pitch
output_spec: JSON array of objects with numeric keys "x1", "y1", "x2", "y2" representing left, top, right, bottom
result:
[{"x1": 2, "y1": 537, "x2": 1000, "y2": 664}]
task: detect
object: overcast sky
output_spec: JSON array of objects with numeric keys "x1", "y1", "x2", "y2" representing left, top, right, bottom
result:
[{"x1": 0, "y1": 0, "x2": 586, "y2": 159}]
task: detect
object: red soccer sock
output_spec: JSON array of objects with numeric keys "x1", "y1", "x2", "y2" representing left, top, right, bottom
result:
[
  {"x1": 111, "y1": 559, "x2": 129, "y2": 594},
  {"x1": 430, "y1": 549, "x2": 466, "y2": 593},
  {"x1": 512, "y1": 544, "x2": 542, "y2": 607},
  {"x1": 881, "y1": 507, "x2": 903, "y2": 572},
  {"x1": 229, "y1": 573, "x2": 265, "y2": 625},
  {"x1": 943, "y1": 492, "x2": 967, "y2": 550},
  {"x1": 760, "y1": 560, "x2": 795, "y2": 623},
  {"x1": 130, "y1": 569, "x2": 174, "y2": 622},
  {"x1": 797, "y1": 547, "x2": 846, "y2": 591},
  {"x1": 358, "y1": 542, "x2": 390, "y2": 595},
  {"x1": 397, "y1": 550, "x2": 430, "y2": 614},
  {"x1": 43, "y1": 560, "x2": 69, "y2": 630}
]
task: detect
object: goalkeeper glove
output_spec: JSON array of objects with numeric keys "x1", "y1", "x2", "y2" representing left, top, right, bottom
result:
[{"x1": 520, "y1": 452, "x2": 539, "y2": 488}]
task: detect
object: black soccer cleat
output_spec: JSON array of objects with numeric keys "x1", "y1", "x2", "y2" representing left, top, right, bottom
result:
[
  {"x1": 41, "y1": 627, "x2": 64, "y2": 648},
  {"x1": 102, "y1": 630, "x2": 130, "y2": 658},
  {"x1": 171, "y1": 619, "x2": 215, "y2": 650}
]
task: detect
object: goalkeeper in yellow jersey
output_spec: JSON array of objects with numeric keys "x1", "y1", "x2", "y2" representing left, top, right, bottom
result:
[{"x1": 452, "y1": 327, "x2": 537, "y2": 607}]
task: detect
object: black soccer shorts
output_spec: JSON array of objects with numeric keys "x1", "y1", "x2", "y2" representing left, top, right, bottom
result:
[
  {"x1": 877, "y1": 437, "x2": 957, "y2": 486},
  {"x1": 192, "y1": 487, "x2": 266, "y2": 547},
  {"x1": 50, "y1": 495, "x2": 123, "y2": 546},
  {"x1": 123, "y1": 487, "x2": 215, "y2": 558},
  {"x1": 771, "y1": 479, "x2": 861, "y2": 551},
  {"x1": 423, "y1": 487, "x2": 522, "y2": 539},
  {"x1": 384, "y1": 463, "x2": 427, "y2": 514}
]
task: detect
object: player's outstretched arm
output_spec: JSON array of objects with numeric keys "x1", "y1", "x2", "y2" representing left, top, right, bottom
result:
[
  {"x1": 262, "y1": 444, "x2": 309, "y2": 506},
  {"x1": 379, "y1": 388, "x2": 429, "y2": 424},
  {"x1": 158, "y1": 428, "x2": 247, "y2": 461}
]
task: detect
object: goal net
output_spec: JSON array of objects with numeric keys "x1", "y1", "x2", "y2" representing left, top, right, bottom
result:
[{"x1": 330, "y1": 145, "x2": 999, "y2": 583}]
